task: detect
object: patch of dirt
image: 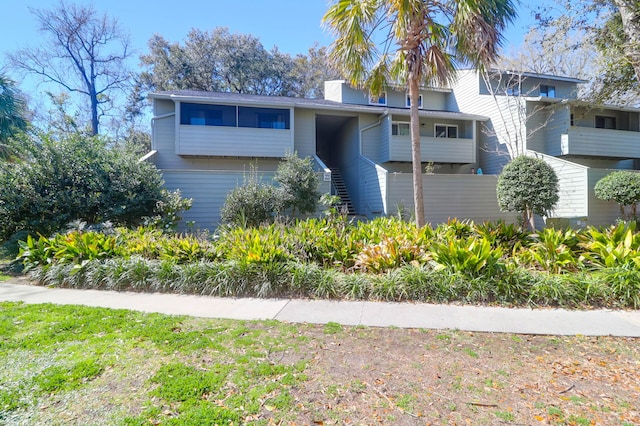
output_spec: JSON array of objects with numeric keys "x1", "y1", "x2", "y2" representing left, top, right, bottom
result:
[{"x1": 289, "y1": 326, "x2": 640, "y2": 425}]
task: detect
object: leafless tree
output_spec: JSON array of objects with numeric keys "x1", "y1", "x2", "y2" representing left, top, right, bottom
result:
[
  {"x1": 480, "y1": 70, "x2": 558, "y2": 163},
  {"x1": 7, "y1": 1, "x2": 131, "y2": 135}
]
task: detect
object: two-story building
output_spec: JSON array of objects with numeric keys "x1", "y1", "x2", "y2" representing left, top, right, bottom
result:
[
  {"x1": 149, "y1": 81, "x2": 517, "y2": 228},
  {"x1": 148, "y1": 69, "x2": 640, "y2": 229},
  {"x1": 451, "y1": 69, "x2": 640, "y2": 226}
]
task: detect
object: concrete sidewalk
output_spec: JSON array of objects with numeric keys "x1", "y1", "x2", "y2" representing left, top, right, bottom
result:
[{"x1": 1, "y1": 280, "x2": 640, "y2": 337}]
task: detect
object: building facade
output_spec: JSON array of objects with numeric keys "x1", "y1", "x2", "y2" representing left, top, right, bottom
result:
[{"x1": 148, "y1": 70, "x2": 640, "y2": 229}]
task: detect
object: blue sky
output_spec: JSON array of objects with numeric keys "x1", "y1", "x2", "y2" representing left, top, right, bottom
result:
[{"x1": 1, "y1": 0, "x2": 540, "y2": 95}]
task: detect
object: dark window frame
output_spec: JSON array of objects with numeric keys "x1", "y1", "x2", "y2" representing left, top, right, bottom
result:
[{"x1": 595, "y1": 115, "x2": 616, "y2": 130}]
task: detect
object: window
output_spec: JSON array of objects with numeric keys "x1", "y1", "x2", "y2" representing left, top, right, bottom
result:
[
  {"x1": 506, "y1": 84, "x2": 520, "y2": 96},
  {"x1": 540, "y1": 85, "x2": 556, "y2": 98},
  {"x1": 595, "y1": 115, "x2": 616, "y2": 130},
  {"x1": 369, "y1": 91, "x2": 387, "y2": 105},
  {"x1": 238, "y1": 106, "x2": 290, "y2": 129},
  {"x1": 391, "y1": 122, "x2": 410, "y2": 136},
  {"x1": 180, "y1": 103, "x2": 236, "y2": 126},
  {"x1": 180, "y1": 103, "x2": 290, "y2": 129},
  {"x1": 406, "y1": 94, "x2": 423, "y2": 108},
  {"x1": 435, "y1": 124, "x2": 458, "y2": 138}
]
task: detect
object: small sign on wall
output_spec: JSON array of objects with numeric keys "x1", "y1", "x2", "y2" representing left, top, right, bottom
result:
[{"x1": 324, "y1": 172, "x2": 331, "y2": 182}]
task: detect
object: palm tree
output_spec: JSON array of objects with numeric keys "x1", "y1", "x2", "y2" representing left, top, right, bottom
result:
[
  {"x1": 0, "y1": 75, "x2": 27, "y2": 160},
  {"x1": 323, "y1": 0, "x2": 516, "y2": 227}
]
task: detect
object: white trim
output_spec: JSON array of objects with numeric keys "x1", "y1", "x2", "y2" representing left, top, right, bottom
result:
[
  {"x1": 406, "y1": 93, "x2": 423, "y2": 108},
  {"x1": 368, "y1": 91, "x2": 387, "y2": 106},
  {"x1": 391, "y1": 121, "x2": 410, "y2": 136}
]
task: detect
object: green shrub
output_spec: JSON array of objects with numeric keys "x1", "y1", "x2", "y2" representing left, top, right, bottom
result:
[
  {"x1": 594, "y1": 170, "x2": 640, "y2": 220},
  {"x1": 274, "y1": 152, "x2": 320, "y2": 217},
  {"x1": 580, "y1": 222, "x2": 640, "y2": 269},
  {"x1": 220, "y1": 165, "x2": 280, "y2": 227},
  {"x1": 496, "y1": 156, "x2": 559, "y2": 231},
  {"x1": 517, "y1": 228, "x2": 582, "y2": 273},
  {"x1": 431, "y1": 236, "x2": 504, "y2": 278},
  {"x1": 143, "y1": 189, "x2": 193, "y2": 231},
  {"x1": 0, "y1": 131, "x2": 169, "y2": 240}
]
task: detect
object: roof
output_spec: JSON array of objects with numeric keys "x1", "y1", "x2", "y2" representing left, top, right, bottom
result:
[{"x1": 149, "y1": 90, "x2": 489, "y2": 121}]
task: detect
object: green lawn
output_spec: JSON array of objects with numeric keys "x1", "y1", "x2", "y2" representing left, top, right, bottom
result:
[{"x1": 1, "y1": 302, "x2": 639, "y2": 425}]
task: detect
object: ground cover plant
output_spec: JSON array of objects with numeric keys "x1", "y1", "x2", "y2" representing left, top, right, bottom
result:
[
  {"x1": 0, "y1": 302, "x2": 638, "y2": 425},
  {"x1": 14, "y1": 217, "x2": 640, "y2": 309}
]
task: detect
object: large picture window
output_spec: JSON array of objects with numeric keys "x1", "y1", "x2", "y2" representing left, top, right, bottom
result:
[
  {"x1": 180, "y1": 103, "x2": 290, "y2": 129},
  {"x1": 238, "y1": 106, "x2": 290, "y2": 129},
  {"x1": 180, "y1": 103, "x2": 236, "y2": 126}
]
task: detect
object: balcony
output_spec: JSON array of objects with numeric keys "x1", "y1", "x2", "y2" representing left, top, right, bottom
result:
[
  {"x1": 561, "y1": 127, "x2": 640, "y2": 159},
  {"x1": 177, "y1": 125, "x2": 293, "y2": 157},
  {"x1": 387, "y1": 135, "x2": 475, "y2": 163}
]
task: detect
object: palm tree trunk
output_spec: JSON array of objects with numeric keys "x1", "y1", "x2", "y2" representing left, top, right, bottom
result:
[{"x1": 409, "y1": 76, "x2": 425, "y2": 227}]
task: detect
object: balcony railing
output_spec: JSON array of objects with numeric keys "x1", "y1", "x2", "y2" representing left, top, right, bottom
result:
[
  {"x1": 561, "y1": 127, "x2": 640, "y2": 159},
  {"x1": 389, "y1": 136, "x2": 475, "y2": 163}
]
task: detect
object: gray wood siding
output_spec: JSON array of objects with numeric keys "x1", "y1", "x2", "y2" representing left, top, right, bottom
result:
[
  {"x1": 161, "y1": 170, "x2": 274, "y2": 229},
  {"x1": 388, "y1": 136, "x2": 475, "y2": 163},
  {"x1": 450, "y1": 70, "x2": 516, "y2": 174},
  {"x1": 152, "y1": 115, "x2": 178, "y2": 170},
  {"x1": 293, "y1": 108, "x2": 316, "y2": 158},
  {"x1": 163, "y1": 169, "x2": 329, "y2": 230},
  {"x1": 154, "y1": 99, "x2": 175, "y2": 116},
  {"x1": 380, "y1": 115, "x2": 391, "y2": 162},
  {"x1": 177, "y1": 125, "x2": 294, "y2": 157},
  {"x1": 543, "y1": 105, "x2": 570, "y2": 156},
  {"x1": 359, "y1": 156, "x2": 387, "y2": 215},
  {"x1": 385, "y1": 174, "x2": 518, "y2": 224},
  {"x1": 587, "y1": 169, "x2": 626, "y2": 226},
  {"x1": 361, "y1": 120, "x2": 382, "y2": 162},
  {"x1": 535, "y1": 153, "x2": 589, "y2": 218},
  {"x1": 563, "y1": 127, "x2": 640, "y2": 158}
]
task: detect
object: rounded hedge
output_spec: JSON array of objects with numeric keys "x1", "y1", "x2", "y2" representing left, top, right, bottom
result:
[
  {"x1": 594, "y1": 170, "x2": 640, "y2": 208},
  {"x1": 497, "y1": 156, "x2": 559, "y2": 218}
]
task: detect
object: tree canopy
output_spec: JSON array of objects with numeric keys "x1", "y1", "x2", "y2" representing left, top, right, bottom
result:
[
  {"x1": 532, "y1": 0, "x2": 640, "y2": 105},
  {"x1": 139, "y1": 28, "x2": 339, "y2": 98},
  {"x1": 0, "y1": 75, "x2": 28, "y2": 160}
]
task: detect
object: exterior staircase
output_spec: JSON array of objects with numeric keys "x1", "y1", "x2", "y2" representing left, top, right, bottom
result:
[{"x1": 329, "y1": 167, "x2": 355, "y2": 215}]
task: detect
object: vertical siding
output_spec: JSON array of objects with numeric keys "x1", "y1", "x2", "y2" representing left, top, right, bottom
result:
[
  {"x1": 544, "y1": 104, "x2": 570, "y2": 156},
  {"x1": 293, "y1": 108, "x2": 316, "y2": 158},
  {"x1": 385, "y1": 174, "x2": 518, "y2": 224},
  {"x1": 534, "y1": 153, "x2": 589, "y2": 218},
  {"x1": 361, "y1": 120, "x2": 382, "y2": 162},
  {"x1": 359, "y1": 157, "x2": 387, "y2": 215},
  {"x1": 587, "y1": 169, "x2": 626, "y2": 226},
  {"x1": 380, "y1": 115, "x2": 391, "y2": 162}
]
